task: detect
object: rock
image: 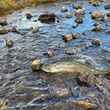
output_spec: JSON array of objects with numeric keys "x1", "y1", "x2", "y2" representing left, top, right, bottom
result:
[
  {"x1": 104, "y1": 4, "x2": 110, "y2": 10},
  {"x1": 47, "y1": 48, "x2": 55, "y2": 57},
  {"x1": 92, "y1": 25, "x2": 102, "y2": 32},
  {"x1": 76, "y1": 75, "x2": 90, "y2": 87},
  {"x1": 31, "y1": 59, "x2": 42, "y2": 71},
  {"x1": 26, "y1": 13, "x2": 33, "y2": 19},
  {"x1": 6, "y1": 39, "x2": 13, "y2": 48},
  {"x1": 72, "y1": 100, "x2": 97, "y2": 110},
  {"x1": 0, "y1": 27, "x2": 8, "y2": 34},
  {"x1": 74, "y1": 9, "x2": 85, "y2": 17},
  {"x1": 91, "y1": 38, "x2": 102, "y2": 46},
  {"x1": 0, "y1": 99, "x2": 8, "y2": 110},
  {"x1": 91, "y1": 11, "x2": 104, "y2": 20},
  {"x1": 89, "y1": 0, "x2": 102, "y2": 6},
  {"x1": 75, "y1": 17, "x2": 83, "y2": 24},
  {"x1": 61, "y1": 6, "x2": 68, "y2": 12},
  {"x1": 0, "y1": 17, "x2": 7, "y2": 26},
  {"x1": 63, "y1": 33, "x2": 79, "y2": 42},
  {"x1": 65, "y1": 47, "x2": 81, "y2": 55},
  {"x1": 31, "y1": 26, "x2": 39, "y2": 33},
  {"x1": 107, "y1": 13, "x2": 110, "y2": 17},
  {"x1": 38, "y1": 13, "x2": 56, "y2": 23}
]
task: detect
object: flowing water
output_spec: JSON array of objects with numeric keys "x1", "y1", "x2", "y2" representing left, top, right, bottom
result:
[{"x1": 0, "y1": 0, "x2": 110, "y2": 110}]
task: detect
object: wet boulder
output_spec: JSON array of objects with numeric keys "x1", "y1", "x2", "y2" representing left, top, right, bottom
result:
[
  {"x1": 91, "y1": 38, "x2": 102, "y2": 46},
  {"x1": 63, "y1": 33, "x2": 79, "y2": 42},
  {"x1": 38, "y1": 13, "x2": 56, "y2": 23},
  {"x1": 91, "y1": 11, "x2": 105, "y2": 20},
  {"x1": 6, "y1": 39, "x2": 14, "y2": 48},
  {"x1": 47, "y1": 48, "x2": 55, "y2": 57},
  {"x1": 89, "y1": 0, "x2": 102, "y2": 6},
  {"x1": 75, "y1": 17, "x2": 83, "y2": 24},
  {"x1": 92, "y1": 25, "x2": 103, "y2": 32},
  {"x1": 74, "y1": 9, "x2": 85, "y2": 17},
  {"x1": 31, "y1": 26, "x2": 39, "y2": 33},
  {"x1": 31, "y1": 59, "x2": 42, "y2": 71}
]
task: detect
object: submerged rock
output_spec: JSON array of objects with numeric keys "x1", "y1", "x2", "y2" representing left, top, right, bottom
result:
[
  {"x1": 92, "y1": 25, "x2": 103, "y2": 32},
  {"x1": 91, "y1": 38, "x2": 102, "y2": 46},
  {"x1": 75, "y1": 17, "x2": 83, "y2": 24},
  {"x1": 38, "y1": 13, "x2": 56, "y2": 23},
  {"x1": 63, "y1": 33, "x2": 79, "y2": 42},
  {"x1": 89, "y1": 0, "x2": 102, "y2": 6},
  {"x1": 91, "y1": 11, "x2": 104, "y2": 20},
  {"x1": 31, "y1": 59, "x2": 42, "y2": 71},
  {"x1": 72, "y1": 100, "x2": 97, "y2": 110},
  {"x1": 31, "y1": 26, "x2": 39, "y2": 33},
  {"x1": 47, "y1": 48, "x2": 55, "y2": 57},
  {"x1": 74, "y1": 9, "x2": 85, "y2": 17},
  {"x1": 6, "y1": 39, "x2": 13, "y2": 48}
]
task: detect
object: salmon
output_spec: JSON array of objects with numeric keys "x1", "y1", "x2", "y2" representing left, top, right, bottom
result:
[{"x1": 41, "y1": 58, "x2": 107, "y2": 76}]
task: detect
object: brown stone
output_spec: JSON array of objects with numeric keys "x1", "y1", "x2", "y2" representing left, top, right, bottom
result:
[{"x1": 38, "y1": 13, "x2": 56, "y2": 23}]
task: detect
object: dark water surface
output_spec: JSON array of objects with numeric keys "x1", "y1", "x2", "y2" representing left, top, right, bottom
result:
[{"x1": 0, "y1": 0, "x2": 110, "y2": 110}]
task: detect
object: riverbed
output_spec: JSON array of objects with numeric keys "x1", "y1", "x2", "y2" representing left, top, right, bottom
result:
[{"x1": 0, "y1": 0, "x2": 110, "y2": 110}]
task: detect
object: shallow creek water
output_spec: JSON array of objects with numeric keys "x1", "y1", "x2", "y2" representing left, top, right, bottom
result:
[{"x1": 0, "y1": 0, "x2": 110, "y2": 110}]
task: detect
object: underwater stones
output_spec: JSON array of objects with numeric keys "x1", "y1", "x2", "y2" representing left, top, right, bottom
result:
[
  {"x1": 72, "y1": 100, "x2": 97, "y2": 110},
  {"x1": 65, "y1": 47, "x2": 81, "y2": 55},
  {"x1": 63, "y1": 33, "x2": 79, "y2": 42},
  {"x1": 91, "y1": 11, "x2": 104, "y2": 20},
  {"x1": 38, "y1": 13, "x2": 56, "y2": 23},
  {"x1": 89, "y1": 0, "x2": 102, "y2": 6},
  {"x1": 26, "y1": 13, "x2": 33, "y2": 19},
  {"x1": 75, "y1": 17, "x2": 83, "y2": 24},
  {"x1": 61, "y1": 6, "x2": 68, "y2": 12},
  {"x1": 31, "y1": 59, "x2": 42, "y2": 71},
  {"x1": 74, "y1": 9, "x2": 85, "y2": 17},
  {"x1": 31, "y1": 26, "x2": 39, "y2": 33},
  {"x1": 92, "y1": 25, "x2": 102, "y2": 32},
  {"x1": 104, "y1": 4, "x2": 110, "y2": 10},
  {"x1": 47, "y1": 48, "x2": 55, "y2": 57},
  {"x1": 91, "y1": 38, "x2": 102, "y2": 46},
  {"x1": 6, "y1": 39, "x2": 13, "y2": 48}
]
